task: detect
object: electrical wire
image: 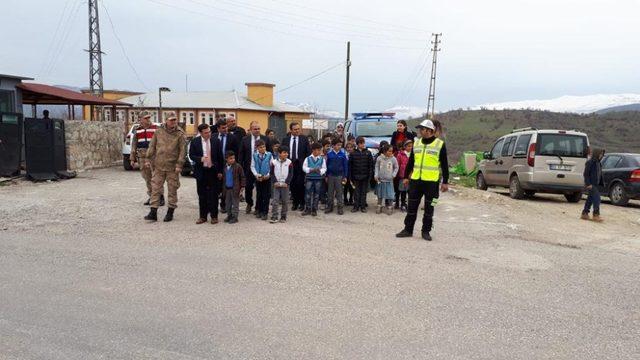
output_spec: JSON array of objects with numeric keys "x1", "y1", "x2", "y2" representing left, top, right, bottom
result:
[
  {"x1": 42, "y1": 0, "x2": 84, "y2": 79},
  {"x1": 143, "y1": 0, "x2": 425, "y2": 50},
  {"x1": 101, "y1": 1, "x2": 150, "y2": 91},
  {"x1": 38, "y1": 0, "x2": 74, "y2": 78}
]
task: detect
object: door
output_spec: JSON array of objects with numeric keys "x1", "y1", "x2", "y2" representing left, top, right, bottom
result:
[
  {"x1": 0, "y1": 112, "x2": 23, "y2": 176},
  {"x1": 484, "y1": 138, "x2": 505, "y2": 185},
  {"x1": 268, "y1": 112, "x2": 286, "y2": 140},
  {"x1": 496, "y1": 136, "x2": 517, "y2": 186},
  {"x1": 600, "y1": 155, "x2": 623, "y2": 192}
]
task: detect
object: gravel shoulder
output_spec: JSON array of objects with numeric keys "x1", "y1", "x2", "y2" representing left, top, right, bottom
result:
[{"x1": 0, "y1": 168, "x2": 639, "y2": 359}]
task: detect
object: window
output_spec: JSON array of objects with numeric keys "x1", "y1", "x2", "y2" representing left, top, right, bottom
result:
[
  {"x1": 501, "y1": 136, "x2": 516, "y2": 157},
  {"x1": 537, "y1": 134, "x2": 588, "y2": 158},
  {"x1": 181, "y1": 112, "x2": 187, "y2": 123},
  {"x1": 490, "y1": 138, "x2": 505, "y2": 159},
  {"x1": 0, "y1": 90, "x2": 15, "y2": 112},
  {"x1": 200, "y1": 112, "x2": 206, "y2": 124},
  {"x1": 514, "y1": 134, "x2": 532, "y2": 156},
  {"x1": 355, "y1": 121, "x2": 396, "y2": 137},
  {"x1": 208, "y1": 114, "x2": 214, "y2": 126},
  {"x1": 602, "y1": 155, "x2": 622, "y2": 169},
  {"x1": 189, "y1": 112, "x2": 194, "y2": 125}
]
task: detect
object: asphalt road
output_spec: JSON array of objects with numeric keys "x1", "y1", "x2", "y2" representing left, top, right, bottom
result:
[{"x1": 1, "y1": 168, "x2": 639, "y2": 359}]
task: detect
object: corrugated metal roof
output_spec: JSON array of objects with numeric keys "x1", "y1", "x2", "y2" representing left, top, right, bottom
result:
[
  {"x1": 0, "y1": 74, "x2": 34, "y2": 81},
  {"x1": 118, "y1": 91, "x2": 312, "y2": 114},
  {"x1": 18, "y1": 83, "x2": 131, "y2": 106}
]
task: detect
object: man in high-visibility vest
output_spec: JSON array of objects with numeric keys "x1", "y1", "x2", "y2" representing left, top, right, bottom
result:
[{"x1": 396, "y1": 119, "x2": 449, "y2": 241}]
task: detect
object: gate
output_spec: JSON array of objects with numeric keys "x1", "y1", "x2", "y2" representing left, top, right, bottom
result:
[
  {"x1": 0, "y1": 112, "x2": 23, "y2": 177},
  {"x1": 268, "y1": 112, "x2": 286, "y2": 140}
]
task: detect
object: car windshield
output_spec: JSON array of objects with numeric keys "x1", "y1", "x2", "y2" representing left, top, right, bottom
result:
[
  {"x1": 356, "y1": 121, "x2": 396, "y2": 137},
  {"x1": 537, "y1": 134, "x2": 588, "y2": 158}
]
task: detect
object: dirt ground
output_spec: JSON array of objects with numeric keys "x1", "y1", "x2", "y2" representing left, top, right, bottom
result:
[{"x1": 1, "y1": 167, "x2": 639, "y2": 359}]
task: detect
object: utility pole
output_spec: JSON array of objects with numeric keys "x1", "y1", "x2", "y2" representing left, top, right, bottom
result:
[
  {"x1": 344, "y1": 41, "x2": 351, "y2": 122},
  {"x1": 87, "y1": 0, "x2": 104, "y2": 121},
  {"x1": 426, "y1": 33, "x2": 442, "y2": 120}
]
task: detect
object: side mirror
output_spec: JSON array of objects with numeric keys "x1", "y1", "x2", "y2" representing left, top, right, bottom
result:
[{"x1": 483, "y1": 151, "x2": 492, "y2": 160}]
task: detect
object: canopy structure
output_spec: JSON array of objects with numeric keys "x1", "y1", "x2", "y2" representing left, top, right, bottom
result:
[{"x1": 18, "y1": 83, "x2": 130, "y2": 121}]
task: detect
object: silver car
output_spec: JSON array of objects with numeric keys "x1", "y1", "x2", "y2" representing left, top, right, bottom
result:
[{"x1": 477, "y1": 128, "x2": 590, "y2": 202}]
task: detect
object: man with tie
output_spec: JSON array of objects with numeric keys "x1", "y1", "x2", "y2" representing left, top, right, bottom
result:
[
  {"x1": 215, "y1": 119, "x2": 240, "y2": 213},
  {"x1": 189, "y1": 123, "x2": 223, "y2": 224},
  {"x1": 239, "y1": 121, "x2": 271, "y2": 215},
  {"x1": 282, "y1": 122, "x2": 311, "y2": 211}
]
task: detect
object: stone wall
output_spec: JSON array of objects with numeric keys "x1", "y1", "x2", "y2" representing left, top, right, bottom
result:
[{"x1": 65, "y1": 120, "x2": 124, "y2": 171}]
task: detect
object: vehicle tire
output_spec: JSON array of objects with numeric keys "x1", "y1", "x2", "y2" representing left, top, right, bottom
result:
[
  {"x1": 609, "y1": 182, "x2": 629, "y2": 206},
  {"x1": 476, "y1": 172, "x2": 488, "y2": 191},
  {"x1": 509, "y1": 175, "x2": 525, "y2": 200},
  {"x1": 524, "y1": 190, "x2": 536, "y2": 198},
  {"x1": 564, "y1": 192, "x2": 582, "y2": 203},
  {"x1": 123, "y1": 155, "x2": 133, "y2": 171}
]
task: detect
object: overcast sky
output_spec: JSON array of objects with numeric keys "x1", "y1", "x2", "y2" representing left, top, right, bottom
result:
[{"x1": 2, "y1": 0, "x2": 639, "y2": 113}]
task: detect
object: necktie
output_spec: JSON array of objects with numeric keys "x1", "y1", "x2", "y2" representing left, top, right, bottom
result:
[
  {"x1": 204, "y1": 139, "x2": 212, "y2": 168},
  {"x1": 292, "y1": 136, "x2": 298, "y2": 161},
  {"x1": 220, "y1": 134, "x2": 226, "y2": 156}
]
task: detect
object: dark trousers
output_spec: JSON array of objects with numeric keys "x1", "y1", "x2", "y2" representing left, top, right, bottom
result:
[
  {"x1": 244, "y1": 170, "x2": 256, "y2": 207},
  {"x1": 353, "y1": 179, "x2": 369, "y2": 209},
  {"x1": 404, "y1": 180, "x2": 440, "y2": 233},
  {"x1": 255, "y1": 178, "x2": 271, "y2": 215},
  {"x1": 290, "y1": 161, "x2": 306, "y2": 208},
  {"x1": 196, "y1": 169, "x2": 218, "y2": 219},
  {"x1": 304, "y1": 178, "x2": 322, "y2": 210},
  {"x1": 344, "y1": 181, "x2": 354, "y2": 203},
  {"x1": 394, "y1": 178, "x2": 400, "y2": 205},
  {"x1": 583, "y1": 187, "x2": 601, "y2": 215}
]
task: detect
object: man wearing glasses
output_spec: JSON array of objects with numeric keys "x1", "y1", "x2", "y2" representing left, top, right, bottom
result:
[{"x1": 144, "y1": 112, "x2": 187, "y2": 222}]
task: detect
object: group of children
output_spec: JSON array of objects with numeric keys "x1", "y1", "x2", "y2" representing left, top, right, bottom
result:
[{"x1": 221, "y1": 132, "x2": 416, "y2": 224}]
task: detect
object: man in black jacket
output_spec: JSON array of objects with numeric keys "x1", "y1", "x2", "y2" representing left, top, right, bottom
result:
[
  {"x1": 239, "y1": 121, "x2": 271, "y2": 214},
  {"x1": 282, "y1": 122, "x2": 311, "y2": 210},
  {"x1": 349, "y1": 136, "x2": 374, "y2": 213},
  {"x1": 215, "y1": 119, "x2": 240, "y2": 213},
  {"x1": 581, "y1": 148, "x2": 605, "y2": 222},
  {"x1": 189, "y1": 124, "x2": 224, "y2": 224},
  {"x1": 396, "y1": 119, "x2": 449, "y2": 241},
  {"x1": 227, "y1": 116, "x2": 247, "y2": 140}
]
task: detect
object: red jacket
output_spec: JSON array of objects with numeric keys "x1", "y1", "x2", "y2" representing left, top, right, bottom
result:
[{"x1": 395, "y1": 150, "x2": 410, "y2": 179}]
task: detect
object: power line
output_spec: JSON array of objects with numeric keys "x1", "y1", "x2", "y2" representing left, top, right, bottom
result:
[
  {"x1": 236, "y1": 61, "x2": 346, "y2": 107},
  {"x1": 101, "y1": 1, "x2": 150, "y2": 91},
  {"x1": 38, "y1": 0, "x2": 74, "y2": 78},
  {"x1": 143, "y1": 0, "x2": 424, "y2": 50},
  {"x1": 183, "y1": 0, "x2": 426, "y2": 42},
  {"x1": 392, "y1": 45, "x2": 430, "y2": 107},
  {"x1": 207, "y1": 0, "x2": 429, "y2": 40},
  {"x1": 267, "y1": 0, "x2": 430, "y2": 34},
  {"x1": 42, "y1": 0, "x2": 84, "y2": 79}
]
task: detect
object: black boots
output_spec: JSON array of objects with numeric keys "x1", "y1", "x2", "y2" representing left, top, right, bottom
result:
[
  {"x1": 159, "y1": 195, "x2": 165, "y2": 207},
  {"x1": 144, "y1": 208, "x2": 158, "y2": 221},
  {"x1": 422, "y1": 232, "x2": 432, "y2": 241},
  {"x1": 163, "y1": 208, "x2": 174, "y2": 222},
  {"x1": 143, "y1": 198, "x2": 151, "y2": 206},
  {"x1": 395, "y1": 229, "x2": 412, "y2": 238}
]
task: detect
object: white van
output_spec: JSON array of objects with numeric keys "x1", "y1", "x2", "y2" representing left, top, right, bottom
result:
[{"x1": 476, "y1": 128, "x2": 590, "y2": 202}]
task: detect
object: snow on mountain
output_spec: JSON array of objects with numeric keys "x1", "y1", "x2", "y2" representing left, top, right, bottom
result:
[
  {"x1": 384, "y1": 106, "x2": 426, "y2": 120},
  {"x1": 282, "y1": 102, "x2": 342, "y2": 119},
  {"x1": 474, "y1": 94, "x2": 640, "y2": 114}
]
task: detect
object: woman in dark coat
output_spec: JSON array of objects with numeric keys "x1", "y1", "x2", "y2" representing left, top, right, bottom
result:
[{"x1": 390, "y1": 120, "x2": 417, "y2": 151}]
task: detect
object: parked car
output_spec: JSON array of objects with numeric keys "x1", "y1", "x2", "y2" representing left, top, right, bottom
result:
[
  {"x1": 599, "y1": 153, "x2": 640, "y2": 206},
  {"x1": 476, "y1": 128, "x2": 590, "y2": 202},
  {"x1": 122, "y1": 122, "x2": 161, "y2": 171},
  {"x1": 344, "y1": 112, "x2": 397, "y2": 155}
]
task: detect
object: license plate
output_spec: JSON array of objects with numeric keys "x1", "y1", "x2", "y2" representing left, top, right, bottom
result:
[{"x1": 550, "y1": 164, "x2": 572, "y2": 171}]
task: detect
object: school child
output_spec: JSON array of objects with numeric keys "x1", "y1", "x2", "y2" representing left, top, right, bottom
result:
[
  {"x1": 271, "y1": 139, "x2": 280, "y2": 158},
  {"x1": 395, "y1": 139, "x2": 412, "y2": 211},
  {"x1": 325, "y1": 137, "x2": 349, "y2": 215},
  {"x1": 250, "y1": 140, "x2": 273, "y2": 221},
  {"x1": 320, "y1": 138, "x2": 332, "y2": 206},
  {"x1": 374, "y1": 144, "x2": 399, "y2": 215},
  {"x1": 343, "y1": 142, "x2": 355, "y2": 206},
  {"x1": 223, "y1": 151, "x2": 245, "y2": 224},
  {"x1": 349, "y1": 136, "x2": 373, "y2": 213},
  {"x1": 302, "y1": 143, "x2": 326, "y2": 216},
  {"x1": 270, "y1": 146, "x2": 293, "y2": 223}
]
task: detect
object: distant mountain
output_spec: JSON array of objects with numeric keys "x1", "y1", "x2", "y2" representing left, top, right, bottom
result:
[
  {"x1": 596, "y1": 103, "x2": 640, "y2": 114},
  {"x1": 474, "y1": 94, "x2": 640, "y2": 114},
  {"x1": 384, "y1": 106, "x2": 426, "y2": 120}
]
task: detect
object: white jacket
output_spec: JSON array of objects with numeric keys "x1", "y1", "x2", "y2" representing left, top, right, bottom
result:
[{"x1": 271, "y1": 158, "x2": 292, "y2": 185}]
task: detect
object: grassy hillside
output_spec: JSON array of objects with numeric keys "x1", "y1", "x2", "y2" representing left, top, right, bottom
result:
[{"x1": 407, "y1": 110, "x2": 640, "y2": 160}]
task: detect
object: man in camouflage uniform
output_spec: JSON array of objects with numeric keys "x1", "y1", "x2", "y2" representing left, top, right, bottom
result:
[
  {"x1": 144, "y1": 112, "x2": 187, "y2": 222},
  {"x1": 130, "y1": 111, "x2": 164, "y2": 206}
]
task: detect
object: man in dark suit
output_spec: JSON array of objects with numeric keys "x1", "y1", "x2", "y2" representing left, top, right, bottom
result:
[
  {"x1": 239, "y1": 121, "x2": 272, "y2": 215},
  {"x1": 282, "y1": 122, "x2": 311, "y2": 211},
  {"x1": 189, "y1": 123, "x2": 224, "y2": 224},
  {"x1": 214, "y1": 119, "x2": 240, "y2": 213}
]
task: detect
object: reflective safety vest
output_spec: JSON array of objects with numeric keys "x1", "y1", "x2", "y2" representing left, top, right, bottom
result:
[{"x1": 411, "y1": 138, "x2": 444, "y2": 182}]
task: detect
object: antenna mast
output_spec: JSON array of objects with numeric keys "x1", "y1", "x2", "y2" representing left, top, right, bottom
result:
[{"x1": 426, "y1": 33, "x2": 441, "y2": 120}]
